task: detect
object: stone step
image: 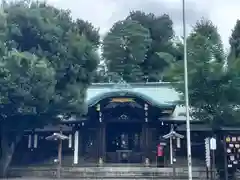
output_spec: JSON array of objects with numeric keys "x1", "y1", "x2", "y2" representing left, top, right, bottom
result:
[
  {"x1": 8, "y1": 167, "x2": 209, "y2": 179},
  {"x1": 8, "y1": 177, "x2": 206, "y2": 180},
  {"x1": 30, "y1": 155, "x2": 206, "y2": 167}
]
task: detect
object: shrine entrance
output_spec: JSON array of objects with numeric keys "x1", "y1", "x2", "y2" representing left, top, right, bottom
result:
[
  {"x1": 89, "y1": 93, "x2": 177, "y2": 165},
  {"x1": 106, "y1": 123, "x2": 143, "y2": 163}
]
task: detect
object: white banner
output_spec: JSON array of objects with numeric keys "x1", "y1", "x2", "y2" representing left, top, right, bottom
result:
[{"x1": 205, "y1": 138, "x2": 211, "y2": 168}]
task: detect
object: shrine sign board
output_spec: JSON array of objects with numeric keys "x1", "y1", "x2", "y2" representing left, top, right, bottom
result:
[{"x1": 225, "y1": 135, "x2": 240, "y2": 168}]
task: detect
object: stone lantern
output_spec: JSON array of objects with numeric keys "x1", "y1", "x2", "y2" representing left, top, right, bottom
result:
[
  {"x1": 163, "y1": 126, "x2": 184, "y2": 179},
  {"x1": 46, "y1": 132, "x2": 68, "y2": 178}
]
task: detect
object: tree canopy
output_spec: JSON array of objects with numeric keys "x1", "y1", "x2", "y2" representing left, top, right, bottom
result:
[
  {"x1": 102, "y1": 11, "x2": 180, "y2": 82},
  {"x1": 0, "y1": 1, "x2": 240, "y2": 177},
  {"x1": 0, "y1": 1, "x2": 99, "y2": 176},
  {"x1": 229, "y1": 20, "x2": 240, "y2": 59},
  {"x1": 102, "y1": 19, "x2": 151, "y2": 82},
  {"x1": 0, "y1": 0, "x2": 100, "y2": 123},
  {"x1": 165, "y1": 19, "x2": 240, "y2": 128},
  {"x1": 101, "y1": 14, "x2": 240, "y2": 129}
]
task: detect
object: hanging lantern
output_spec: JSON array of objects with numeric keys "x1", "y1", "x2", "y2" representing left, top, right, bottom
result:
[
  {"x1": 144, "y1": 103, "x2": 148, "y2": 122},
  {"x1": 96, "y1": 104, "x2": 100, "y2": 111},
  {"x1": 145, "y1": 117, "x2": 148, "y2": 122},
  {"x1": 144, "y1": 104, "x2": 148, "y2": 110},
  {"x1": 99, "y1": 112, "x2": 102, "y2": 123}
]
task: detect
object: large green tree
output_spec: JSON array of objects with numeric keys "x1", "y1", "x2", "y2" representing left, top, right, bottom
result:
[
  {"x1": 229, "y1": 20, "x2": 240, "y2": 59},
  {"x1": 166, "y1": 19, "x2": 239, "y2": 126},
  {"x1": 165, "y1": 19, "x2": 240, "y2": 179},
  {"x1": 0, "y1": 1, "x2": 99, "y2": 176},
  {"x1": 102, "y1": 11, "x2": 180, "y2": 82},
  {"x1": 127, "y1": 11, "x2": 180, "y2": 81},
  {"x1": 102, "y1": 19, "x2": 151, "y2": 82}
]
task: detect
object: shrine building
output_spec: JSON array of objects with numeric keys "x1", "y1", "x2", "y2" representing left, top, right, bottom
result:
[{"x1": 11, "y1": 82, "x2": 211, "y2": 167}]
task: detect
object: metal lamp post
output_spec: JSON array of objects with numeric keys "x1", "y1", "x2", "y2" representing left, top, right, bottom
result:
[
  {"x1": 182, "y1": 0, "x2": 193, "y2": 179},
  {"x1": 46, "y1": 132, "x2": 68, "y2": 178}
]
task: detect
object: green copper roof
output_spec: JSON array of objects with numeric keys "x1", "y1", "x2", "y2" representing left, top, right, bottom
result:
[
  {"x1": 85, "y1": 82, "x2": 190, "y2": 119},
  {"x1": 86, "y1": 82, "x2": 190, "y2": 121},
  {"x1": 87, "y1": 89, "x2": 176, "y2": 108},
  {"x1": 87, "y1": 82, "x2": 180, "y2": 106}
]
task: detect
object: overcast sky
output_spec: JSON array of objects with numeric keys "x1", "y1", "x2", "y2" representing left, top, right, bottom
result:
[{"x1": 42, "y1": 0, "x2": 240, "y2": 48}]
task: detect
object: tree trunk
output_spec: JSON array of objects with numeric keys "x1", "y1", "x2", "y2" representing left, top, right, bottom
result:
[{"x1": 0, "y1": 133, "x2": 22, "y2": 178}]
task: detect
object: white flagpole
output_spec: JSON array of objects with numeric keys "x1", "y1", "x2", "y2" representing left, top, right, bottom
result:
[{"x1": 182, "y1": 0, "x2": 193, "y2": 179}]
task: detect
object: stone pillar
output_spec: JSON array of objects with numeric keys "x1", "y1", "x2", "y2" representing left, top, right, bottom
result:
[
  {"x1": 142, "y1": 124, "x2": 151, "y2": 161},
  {"x1": 73, "y1": 131, "x2": 79, "y2": 164},
  {"x1": 97, "y1": 128, "x2": 101, "y2": 158},
  {"x1": 78, "y1": 131, "x2": 82, "y2": 157},
  {"x1": 68, "y1": 134, "x2": 72, "y2": 148},
  {"x1": 28, "y1": 134, "x2": 32, "y2": 149},
  {"x1": 33, "y1": 134, "x2": 38, "y2": 148},
  {"x1": 141, "y1": 124, "x2": 147, "y2": 161},
  {"x1": 99, "y1": 124, "x2": 106, "y2": 161},
  {"x1": 102, "y1": 124, "x2": 106, "y2": 160},
  {"x1": 146, "y1": 126, "x2": 149, "y2": 148}
]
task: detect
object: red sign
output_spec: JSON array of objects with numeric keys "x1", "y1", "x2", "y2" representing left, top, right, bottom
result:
[{"x1": 157, "y1": 144, "x2": 163, "y2": 157}]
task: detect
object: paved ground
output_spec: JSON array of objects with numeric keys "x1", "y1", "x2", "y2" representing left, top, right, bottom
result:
[{"x1": 1, "y1": 178, "x2": 190, "y2": 180}]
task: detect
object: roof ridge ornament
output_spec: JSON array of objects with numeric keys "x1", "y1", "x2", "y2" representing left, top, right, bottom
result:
[{"x1": 113, "y1": 78, "x2": 132, "y2": 90}]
